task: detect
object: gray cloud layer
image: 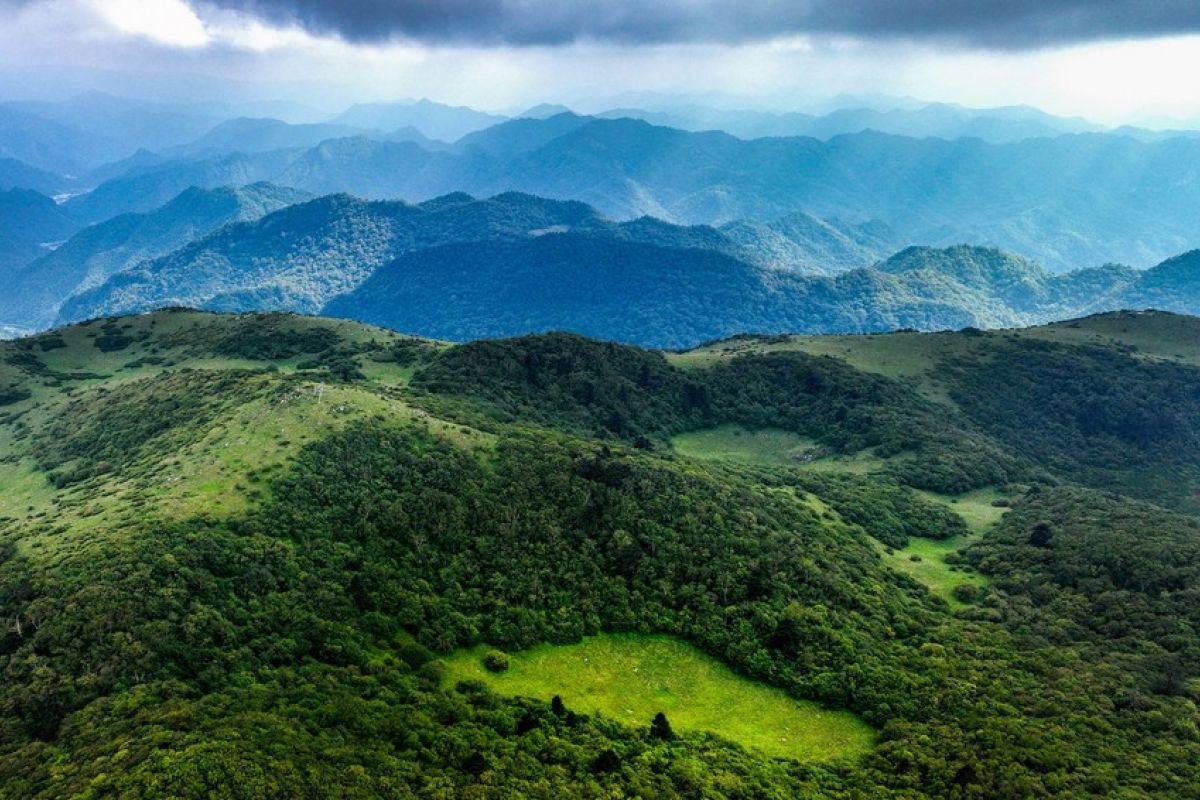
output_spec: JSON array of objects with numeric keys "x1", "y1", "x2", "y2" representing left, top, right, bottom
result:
[{"x1": 201, "y1": 0, "x2": 1200, "y2": 48}]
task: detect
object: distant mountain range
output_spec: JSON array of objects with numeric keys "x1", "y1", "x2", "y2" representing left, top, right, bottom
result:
[
  {"x1": 0, "y1": 183, "x2": 310, "y2": 332},
  {"x1": 21, "y1": 113, "x2": 1196, "y2": 271},
  {"x1": 592, "y1": 101, "x2": 1106, "y2": 144},
  {"x1": 331, "y1": 99, "x2": 508, "y2": 141},
  {"x1": 59, "y1": 190, "x2": 889, "y2": 327},
  {"x1": 5, "y1": 93, "x2": 1200, "y2": 342},
  {"x1": 27, "y1": 188, "x2": 1200, "y2": 349},
  {"x1": 4, "y1": 94, "x2": 1200, "y2": 272}
]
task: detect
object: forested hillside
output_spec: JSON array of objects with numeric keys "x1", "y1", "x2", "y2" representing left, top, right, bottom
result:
[
  {"x1": 0, "y1": 183, "x2": 311, "y2": 332},
  {"x1": 52, "y1": 192, "x2": 1200, "y2": 348},
  {"x1": 3, "y1": 309, "x2": 1200, "y2": 797}
]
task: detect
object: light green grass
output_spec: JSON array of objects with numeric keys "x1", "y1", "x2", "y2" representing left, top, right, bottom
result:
[
  {"x1": 877, "y1": 534, "x2": 987, "y2": 608},
  {"x1": 0, "y1": 310, "x2": 483, "y2": 555},
  {"x1": 670, "y1": 424, "x2": 887, "y2": 474},
  {"x1": 670, "y1": 330, "x2": 964, "y2": 378},
  {"x1": 669, "y1": 331, "x2": 990, "y2": 407},
  {"x1": 442, "y1": 633, "x2": 874, "y2": 762},
  {"x1": 1020, "y1": 311, "x2": 1200, "y2": 367},
  {"x1": 876, "y1": 488, "x2": 1007, "y2": 607}
]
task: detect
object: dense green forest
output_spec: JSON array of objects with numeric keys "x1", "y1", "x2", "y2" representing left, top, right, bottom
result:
[
  {"x1": 3, "y1": 309, "x2": 1200, "y2": 797},
  {"x1": 39, "y1": 182, "x2": 1200, "y2": 349}
]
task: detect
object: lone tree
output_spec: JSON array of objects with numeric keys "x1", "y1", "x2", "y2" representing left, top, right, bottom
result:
[
  {"x1": 551, "y1": 695, "x2": 566, "y2": 716},
  {"x1": 1028, "y1": 522, "x2": 1054, "y2": 548},
  {"x1": 591, "y1": 748, "x2": 621, "y2": 773},
  {"x1": 650, "y1": 711, "x2": 675, "y2": 741}
]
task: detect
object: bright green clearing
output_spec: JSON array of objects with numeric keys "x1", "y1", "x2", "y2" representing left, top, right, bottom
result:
[
  {"x1": 670, "y1": 424, "x2": 886, "y2": 473},
  {"x1": 877, "y1": 488, "x2": 1007, "y2": 607},
  {"x1": 442, "y1": 633, "x2": 874, "y2": 762},
  {"x1": 877, "y1": 534, "x2": 987, "y2": 608}
]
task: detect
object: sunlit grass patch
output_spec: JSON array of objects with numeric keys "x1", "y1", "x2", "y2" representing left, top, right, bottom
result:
[
  {"x1": 442, "y1": 633, "x2": 874, "y2": 762},
  {"x1": 670, "y1": 424, "x2": 886, "y2": 473},
  {"x1": 876, "y1": 488, "x2": 1009, "y2": 607}
]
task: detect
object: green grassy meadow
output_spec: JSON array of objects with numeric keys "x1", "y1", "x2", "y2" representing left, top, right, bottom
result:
[
  {"x1": 877, "y1": 488, "x2": 1007, "y2": 607},
  {"x1": 670, "y1": 423, "x2": 887, "y2": 473},
  {"x1": 442, "y1": 633, "x2": 875, "y2": 762}
]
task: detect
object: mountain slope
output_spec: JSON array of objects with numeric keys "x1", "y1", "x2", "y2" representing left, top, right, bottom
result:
[
  {"x1": 1, "y1": 183, "x2": 311, "y2": 330},
  {"x1": 57, "y1": 192, "x2": 614, "y2": 322},
  {"x1": 53, "y1": 182, "x2": 1200, "y2": 348},
  {"x1": 4, "y1": 310, "x2": 1200, "y2": 796},
  {"x1": 0, "y1": 188, "x2": 75, "y2": 274},
  {"x1": 64, "y1": 149, "x2": 302, "y2": 224},
  {"x1": 1122, "y1": 250, "x2": 1200, "y2": 313},
  {"x1": 720, "y1": 211, "x2": 898, "y2": 275}
]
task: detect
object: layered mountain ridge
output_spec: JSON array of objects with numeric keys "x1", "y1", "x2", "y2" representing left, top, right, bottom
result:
[{"x1": 34, "y1": 188, "x2": 1200, "y2": 349}]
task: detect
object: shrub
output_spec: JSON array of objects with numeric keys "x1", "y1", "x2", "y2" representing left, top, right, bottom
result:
[
  {"x1": 953, "y1": 583, "x2": 981, "y2": 604},
  {"x1": 483, "y1": 649, "x2": 510, "y2": 673}
]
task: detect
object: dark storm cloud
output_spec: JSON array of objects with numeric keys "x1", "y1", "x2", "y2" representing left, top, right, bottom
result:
[{"x1": 199, "y1": 0, "x2": 1200, "y2": 49}]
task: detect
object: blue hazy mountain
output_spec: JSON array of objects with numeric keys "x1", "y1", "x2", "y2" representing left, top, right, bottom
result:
[
  {"x1": 45, "y1": 185, "x2": 1200, "y2": 349},
  {"x1": 0, "y1": 188, "x2": 75, "y2": 274},
  {"x1": 0, "y1": 92, "x2": 235, "y2": 174},
  {"x1": 70, "y1": 113, "x2": 1200, "y2": 271},
  {"x1": 331, "y1": 98, "x2": 508, "y2": 141},
  {"x1": 0, "y1": 106, "x2": 117, "y2": 175},
  {"x1": 64, "y1": 149, "x2": 302, "y2": 224},
  {"x1": 0, "y1": 183, "x2": 311, "y2": 332},
  {"x1": 167, "y1": 117, "x2": 447, "y2": 158},
  {"x1": 4, "y1": 91, "x2": 222, "y2": 158},
  {"x1": 0, "y1": 157, "x2": 68, "y2": 195},
  {"x1": 595, "y1": 101, "x2": 1103, "y2": 143}
]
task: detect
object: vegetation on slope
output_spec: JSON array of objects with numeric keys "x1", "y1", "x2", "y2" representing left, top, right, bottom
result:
[
  {"x1": 1, "y1": 183, "x2": 311, "y2": 331},
  {"x1": 442, "y1": 633, "x2": 876, "y2": 761},
  {"x1": 52, "y1": 196, "x2": 1200, "y2": 349},
  {"x1": 1, "y1": 311, "x2": 1200, "y2": 797}
]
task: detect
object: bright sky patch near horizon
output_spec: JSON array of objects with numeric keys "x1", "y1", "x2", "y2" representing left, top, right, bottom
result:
[{"x1": 0, "y1": 0, "x2": 1198, "y2": 127}]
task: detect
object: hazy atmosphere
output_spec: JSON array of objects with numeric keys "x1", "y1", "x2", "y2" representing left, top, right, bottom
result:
[
  {"x1": 7, "y1": 4, "x2": 1200, "y2": 799},
  {"x1": 2, "y1": 0, "x2": 1200, "y2": 124}
]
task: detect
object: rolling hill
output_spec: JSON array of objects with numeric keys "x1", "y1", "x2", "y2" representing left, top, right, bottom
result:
[{"x1": 3, "y1": 309, "x2": 1200, "y2": 797}]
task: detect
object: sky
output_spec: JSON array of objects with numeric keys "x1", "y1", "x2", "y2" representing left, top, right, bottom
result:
[{"x1": 2, "y1": 0, "x2": 1200, "y2": 126}]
